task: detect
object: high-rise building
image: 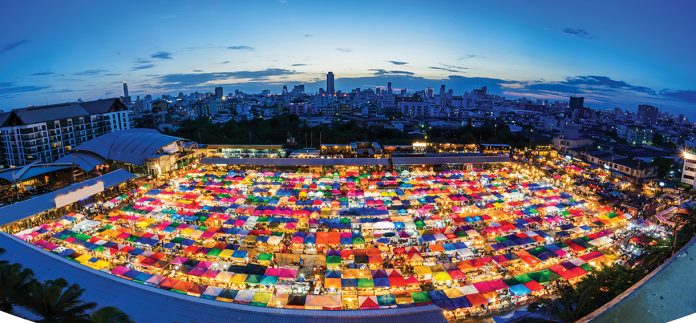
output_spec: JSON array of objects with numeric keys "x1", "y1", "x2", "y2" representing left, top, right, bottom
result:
[
  {"x1": 569, "y1": 96, "x2": 584, "y2": 110},
  {"x1": 682, "y1": 139, "x2": 696, "y2": 188},
  {"x1": 214, "y1": 86, "x2": 224, "y2": 98},
  {"x1": 123, "y1": 82, "x2": 129, "y2": 98},
  {"x1": 122, "y1": 82, "x2": 131, "y2": 105},
  {"x1": 292, "y1": 85, "x2": 305, "y2": 95},
  {"x1": 0, "y1": 98, "x2": 132, "y2": 166},
  {"x1": 425, "y1": 87, "x2": 434, "y2": 98},
  {"x1": 326, "y1": 72, "x2": 335, "y2": 95},
  {"x1": 387, "y1": 82, "x2": 392, "y2": 94},
  {"x1": 637, "y1": 104, "x2": 658, "y2": 124}
]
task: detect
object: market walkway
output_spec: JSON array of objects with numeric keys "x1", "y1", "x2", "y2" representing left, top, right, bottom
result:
[{"x1": 0, "y1": 233, "x2": 447, "y2": 323}]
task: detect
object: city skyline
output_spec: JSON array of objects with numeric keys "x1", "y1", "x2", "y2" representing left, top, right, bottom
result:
[{"x1": 1, "y1": 0, "x2": 695, "y2": 116}]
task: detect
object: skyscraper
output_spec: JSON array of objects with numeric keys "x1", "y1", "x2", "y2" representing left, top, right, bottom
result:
[
  {"x1": 569, "y1": 96, "x2": 584, "y2": 110},
  {"x1": 326, "y1": 72, "x2": 335, "y2": 95},
  {"x1": 123, "y1": 81, "x2": 129, "y2": 98},
  {"x1": 568, "y1": 96, "x2": 585, "y2": 121},
  {"x1": 387, "y1": 82, "x2": 392, "y2": 94},
  {"x1": 214, "y1": 86, "x2": 224, "y2": 98},
  {"x1": 122, "y1": 82, "x2": 131, "y2": 105},
  {"x1": 637, "y1": 104, "x2": 658, "y2": 124}
]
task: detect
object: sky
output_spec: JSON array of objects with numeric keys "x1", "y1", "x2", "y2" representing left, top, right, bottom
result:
[{"x1": 1, "y1": 0, "x2": 695, "y2": 117}]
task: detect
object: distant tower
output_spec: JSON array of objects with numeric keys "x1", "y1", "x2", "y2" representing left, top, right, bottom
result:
[
  {"x1": 122, "y1": 81, "x2": 131, "y2": 105},
  {"x1": 214, "y1": 86, "x2": 224, "y2": 98},
  {"x1": 439, "y1": 84, "x2": 446, "y2": 107},
  {"x1": 326, "y1": 72, "x2": 335, "y2": 95},
  {"x1": 637, "y1": 104, "x2": 658, "y2": 124},
  {"x1": 123, "y1": 82, "x2": 129, "y2": 98},
  {"x1": 282, "y1": 85, "x2": 288, "y2": 95},
  {"x1": 387, "y1": 82, "x2": 392, "y2": 94},
  {"x1": 569, "y1": 96, "x2": 584, "y2": 110}
]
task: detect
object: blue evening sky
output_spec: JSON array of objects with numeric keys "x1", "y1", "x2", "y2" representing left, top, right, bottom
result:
[{"x1": 1, "y1": 0, "x2": 695, "y2": 116}]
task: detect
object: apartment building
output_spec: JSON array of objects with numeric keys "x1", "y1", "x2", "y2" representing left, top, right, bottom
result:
[{"x1": 0, "y1": 98, "x2": 131, "y2": 166}]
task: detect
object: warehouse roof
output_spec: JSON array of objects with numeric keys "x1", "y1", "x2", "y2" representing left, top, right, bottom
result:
[{"x1": 74, "y1": 129, "x2": 185, "y2": 166}]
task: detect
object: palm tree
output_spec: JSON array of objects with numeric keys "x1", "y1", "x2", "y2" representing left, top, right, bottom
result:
[
  {"x1": 0, "y1": 262, "x2": 35, "y2": 313},
  {"x1": 90, "y1": 306, "x2": 134, "y2": 323},
  {"x1": 539, "y1": 280, "x2": 593, "y2": 323},
  {"x1": 21, "y1": 278, "x2": 96, "y2": 322}
]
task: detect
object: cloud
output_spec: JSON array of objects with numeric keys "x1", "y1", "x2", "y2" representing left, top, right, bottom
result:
[
  {"x1": 49, "y1": 89, "x2": 76, "y2": 94},
  {"x1": 73, "y1": 69, "x2": 108, "y2": 76},
  {"x1": 220, "y1": 60, "x2": 230, "y2": 64},
  {"x1": 151, "y1": 51, "x2": 173, "y2": 60},
  {"x1": 227, "y1": 45, "x2": 254, "y2": 51},
  {"x1": 504, "y1": 75, "x2": 656, "y2": 97},
  {"x1": 0, "y1": 39, "x2": 29, "y2": 54},
  {"x1": 103, "y1": 73, "x2": 121, "y2": 76},
  {"x1": 31, "y1": 71, "x2": 55, "y2": 76},
  {"x1": 291, "y1": 63, "x2": 307, "y2": 66},
  {"x1": 336, "y1": 48, "x2": 352, "y2": 53},
  {"x1": 562, "y1": 28, "x2": 592, "y2": 39},
  {"x1": 458, "y1": 54, "x2": 477, "y2": 60},
  {"x1": 304, "y1": 34, "x2": 312, "y2": 38},
  {"x1": 369, "y1": 69, "x2": 414, "y2": 76},
  {"x1": 158, "y1": 68, "x2": 299, "y2": 88},
  {"x1": 132, "y1": 64, "x2": 156, "y2": 71},
  {"x1": 661, "y1": 90, "x2": 696, "y2": 104},
  {"x1": 387, "y1": 60, "x2": 408, "y2": 65},
  {"x1": 193, "y1": 69, "x2": 203, "y2": 72},
  {"x1": 430, "y1": 66, "x2": 459, "y2": 73},
  {"x1": 430, "y1": 64, "x2": 468, "y2": 73},
  {"x1": 564, "y1": 75, "x2": 654, "y2": 94},
  {"x1": 0, "y1": 82, "x2": 50, "y2": 96}
]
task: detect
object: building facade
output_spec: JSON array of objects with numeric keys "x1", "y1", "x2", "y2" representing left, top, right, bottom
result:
[{"x1": 0, "y1": 99, "x2": 131, "y2": 167}]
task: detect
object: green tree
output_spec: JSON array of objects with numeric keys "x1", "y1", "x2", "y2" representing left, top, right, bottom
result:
[
  {"x1": 0, "y1": 262, "x2": 35, "y2": 313},
  {"x1": 22, "y1": 279, "x2": 96, "y2": 323},
  {"x1": 90, "y1": 306, "x2": 134, "y2": 323},
  {"x1": 540, "y1": 265, "x2": 645, "y2": 322},
  {"x1": 652, "y1": 157, "x2": 675, "y2": 179}
]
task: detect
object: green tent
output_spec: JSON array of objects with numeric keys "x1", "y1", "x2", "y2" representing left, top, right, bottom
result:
[
  {"x1": 410, "y1": 291, "x2": 431, "y2": 303},
  {"x1": 513, "y1": 273, "x2": 533, "y2": 283},
  {"x1": 352, "y1": 237, "x2": 365, "y2": 244},
  {"x1": 245, "y1": 274, "x2": 262, "y2": 284},
  {"x1": 75, "y1": 233, "x2": 90, "y2": 241},
  {"x1": 528, "y1": 269, "x2": 560, "y2": 283},
  {"x1": 257, "y1": 253, "x2": 273, "y2": 261},
  {"x1": 357, "y1": 278, "x2": 374, "y2": 288},
  {"x1": 327, "y1": 255, "x2": 341, "y2": 265}
]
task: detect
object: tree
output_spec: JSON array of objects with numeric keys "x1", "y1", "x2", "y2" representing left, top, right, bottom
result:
[
  {"x1": 540, "y1": 280, "x2": 592, "y2": 323},
  {"x1": 0, "y1": 262, "x2": 35, "y2": 314},
  {"x1": 90, "y1": 306, "x2": 134, "y2": 323},
  {"x1": 651, "y1": 157, "x2": 675, "y2": 179},
  {"x1": 22, "y1": 279, "x2": 96, "y2": 323},
  {"x1": 540, "y1": 265, "x2": 645, "y2": 322}
]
